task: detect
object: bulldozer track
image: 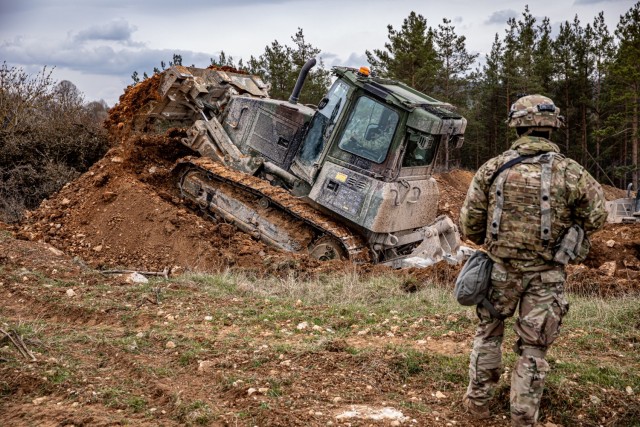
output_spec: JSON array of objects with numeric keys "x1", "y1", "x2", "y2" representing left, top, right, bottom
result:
[{"x1": 175, "y1": 156, "x2": 370, "y2": 263}]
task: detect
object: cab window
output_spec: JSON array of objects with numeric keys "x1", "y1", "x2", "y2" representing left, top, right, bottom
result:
[
  {"x1": 337, "y1": 96, "x2": 398, "y2": 164},
  {"x1": 402, "y1": 132, "x2": 438, "y2": 167},
  {"x1": 298, "y1": 80, "x2": 349, "y2": 165}
]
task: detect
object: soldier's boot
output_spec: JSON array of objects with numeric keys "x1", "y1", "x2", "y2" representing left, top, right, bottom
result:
[
  {"x1": 462, "y1": 396, "x2": 491, "y2": 420},
  {"x1": 510, "y1": 349, "x2": 549, "y2": 427}
]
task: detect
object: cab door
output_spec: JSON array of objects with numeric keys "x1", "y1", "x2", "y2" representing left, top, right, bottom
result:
[{"x1": 290, "y1": 80, "x2": 350, "y2": 183}]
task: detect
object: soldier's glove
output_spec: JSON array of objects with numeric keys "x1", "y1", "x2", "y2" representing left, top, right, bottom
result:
[{"x1": 553, "y1": 225, "x2": 585, "y2": 265}]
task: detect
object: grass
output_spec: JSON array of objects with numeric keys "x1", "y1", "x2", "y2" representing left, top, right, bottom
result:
[
  {"x1": 176, "y1": 400, "x2": 214, "y2": 425},
  {"x1": 2, "y1": 261, "x2": 639, "y2": 426}
]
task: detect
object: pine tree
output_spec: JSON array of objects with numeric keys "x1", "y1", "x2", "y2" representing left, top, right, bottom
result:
[
  {"x1": 611, "y1": 2, "x2": 640, "y2": 189},
  {"x1": 366, "y1": 12, "x2": 440, "y2": 93},
  {"x1": 588, "y1": 12, "x2": 615, "y2": 181},
  {"x1": 248, "y1": 29, "x2": 330, "y2": 104},
  {"x1": 433, "y1": 18, "x2": 478, "y2": 169},
  {"x1": 533, "y1": 17, "x2": 554, "y2": 95},
  {"x1": 433, "y1": 18, "x2": 478, "y2": 105}
]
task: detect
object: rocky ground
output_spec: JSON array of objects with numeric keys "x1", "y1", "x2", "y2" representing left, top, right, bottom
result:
[{"x1": 1, "y1": 75, "x2": 639, "y2": 426}]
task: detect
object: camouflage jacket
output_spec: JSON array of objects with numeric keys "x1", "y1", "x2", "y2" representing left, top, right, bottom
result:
[{"x1": 460, "y1": 136, "x2": 607, "y2": 269}]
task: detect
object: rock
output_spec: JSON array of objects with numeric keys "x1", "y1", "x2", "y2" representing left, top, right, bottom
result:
[
  {"x1": 247, "y1": 387, "x2": 257, "y2": 396},
  {"x1": 165, "y1": 341, "x2": 176, "y2": 349},
  {"x1": 60, "y1": 198, "x2": 71, "y2": 206},
  {"x1": 204, "y1": 315, "x2": 213, "y2": 321},
  {"x1": 435, "y1": 391, "x2": 446, "y2": 399},
  {"x1": 92, "y1": 245, "x2": 103, "y2": 252},
  {"x1": 66, "y1": 289, "x2": 76, "y2": 297},
  {"x1": 111, "y1": 156, "x2": 123, "y2": 163},
  {"x1": 258, "y1": 387, "x2": 269, "y2": 394},
  {"x1": 597, "y1": 261, "x2": 616, "y2": 277},
  {"x1": 589, "y1": 395, "x2": 601, "y2": 405},
  {"x1": 125, "y1": 272, "x2": 148, "y2": 284},
  {"x1": 198, "y1": 360, "x2": 215, "y2": 373},
  {"x1": 297, "y1": 322, "x2": 308, "y2": 330},
  {"x1": 32, "y1": 396, "x2": 47, "y2": 405},
  {"x1": 333, "y1": 396, "x2": 342, "y2": 403},
  {"x1": 606, "y1": 239, "x2": 616, "y2": 248},
  {"x1": 626, "y1": 386, "x2": 634, "y2": 395},
  {"x1": 47, "y1": 246, "x2": 64, "y2": 256}
]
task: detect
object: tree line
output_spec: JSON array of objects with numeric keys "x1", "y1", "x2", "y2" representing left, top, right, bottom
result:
[
  {"x1": 0, "y1": 63, "x2": 110, "y2": 222},
  {"x1": 142, "y1": 3, "x2": 637, "y2": 189}
]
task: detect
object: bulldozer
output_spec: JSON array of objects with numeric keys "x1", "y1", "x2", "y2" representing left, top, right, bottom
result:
[
  {"x1": 143, "y1": 59, "x2": 467, "y2": 267},
  {"x1": 606, "y1": 183, "x2": 640, "y2": 223}
]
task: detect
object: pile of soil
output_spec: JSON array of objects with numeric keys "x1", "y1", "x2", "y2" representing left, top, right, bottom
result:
[{"x1": 14, "y1": 75, "x2": 640, "y2": 295}]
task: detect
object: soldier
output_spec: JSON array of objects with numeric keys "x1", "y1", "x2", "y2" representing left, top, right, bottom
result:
[{"x1": 459, "y1": 95, "x2": 607, "y2": 426}]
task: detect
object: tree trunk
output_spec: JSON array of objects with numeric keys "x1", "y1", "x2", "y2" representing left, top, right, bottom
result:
[
  {"x1": 564, "y1": 81, "x2": 570, "y2": 153},
  {"x1": 633, "y1": 88, "x2": 639, "y2": 191},
  {"x1": 582, "y1": 105, "x2": 587, "y2": 166}
]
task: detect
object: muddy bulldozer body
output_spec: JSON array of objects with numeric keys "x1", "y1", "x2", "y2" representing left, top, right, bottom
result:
[{"x1": 146, "y1": 60, "x2": 467, "y2": 267}]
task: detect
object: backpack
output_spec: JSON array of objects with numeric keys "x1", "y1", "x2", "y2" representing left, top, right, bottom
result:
[{"x1": 454, "y1": 251, "x2": 505, "y2": 320}]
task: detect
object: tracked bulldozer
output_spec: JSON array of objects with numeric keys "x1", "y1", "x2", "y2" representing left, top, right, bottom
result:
[
  {"x1": 144, "y1": 59, "x2": 467, "y2": 267},
  {"x1": 606, "y1": 183, "x2": 640, "y2": 223}
]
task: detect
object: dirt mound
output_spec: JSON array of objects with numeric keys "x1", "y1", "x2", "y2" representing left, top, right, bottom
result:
[
  {"x1": 601, "y1": 183, "x2": 627, "y2": 201},
  {"x1": 104, "y1": 75, "x2": 161, "y2": 136},
  {"x1": 434, "y1": 169, "x2": 475, "y2": 223}
]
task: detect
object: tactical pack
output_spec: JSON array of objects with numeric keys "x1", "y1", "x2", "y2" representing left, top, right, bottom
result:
[
  {"x1": 488, "y1": 150, "x2": 587, "y2": 264},
  {"x1": 454, "y1": 251, "x2": 505, "y2": 320}
]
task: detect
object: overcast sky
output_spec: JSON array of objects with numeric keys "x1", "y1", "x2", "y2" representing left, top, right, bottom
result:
[{"x1": 0, "y1": 0, "x2": 635, "y2": 106}]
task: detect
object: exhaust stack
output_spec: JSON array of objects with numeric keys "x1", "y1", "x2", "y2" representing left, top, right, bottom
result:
[{"x1": 288, "y1": 58, "x2": 316, "y2": 105}]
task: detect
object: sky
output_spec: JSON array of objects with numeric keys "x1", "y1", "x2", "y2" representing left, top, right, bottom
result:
[{"x1": 0, "y1": 0, "x2": 636, "y2": 106}]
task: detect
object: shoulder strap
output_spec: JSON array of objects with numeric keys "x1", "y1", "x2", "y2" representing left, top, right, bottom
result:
[{"x1": 488, "y1": 154, "x2": 536, "y2": 189}]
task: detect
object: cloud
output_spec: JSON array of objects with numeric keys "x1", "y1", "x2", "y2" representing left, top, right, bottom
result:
[
  {"x1": 0, "y1": 34, "x2": 214, "y2": 77},
  {"x1": 485, "y1": 9, "x2": 518, "y2": 25},
  {"x1": 73, "y1": 19, "x2": 139, "y2": 45}
]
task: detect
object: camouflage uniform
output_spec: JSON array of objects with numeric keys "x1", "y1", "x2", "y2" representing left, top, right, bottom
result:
[{"x1": 460, "y1": 136, "x2": 606, "y2": 426}]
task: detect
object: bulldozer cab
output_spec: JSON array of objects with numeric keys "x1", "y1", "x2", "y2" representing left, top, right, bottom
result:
[
  {"x1": 293, "y1": 67, "x2": 463, "y2": 183},
  {"x1": 291, "y1": 67, "x2": 466, "y2": 238}
]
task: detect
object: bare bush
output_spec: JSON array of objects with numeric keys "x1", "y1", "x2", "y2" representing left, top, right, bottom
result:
[{"x1": 0, "y1": 62, "x2": 111, "y2": 223}]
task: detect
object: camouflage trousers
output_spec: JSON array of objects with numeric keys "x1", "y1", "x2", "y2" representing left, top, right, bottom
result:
[{"x1": 464, "y1": 262, "x2": 569, "y2": 427}]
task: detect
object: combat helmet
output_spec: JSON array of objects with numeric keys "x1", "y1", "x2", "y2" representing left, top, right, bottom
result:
[{"x1": 507, "y1": 94, "x2": 564, "y2": 131}]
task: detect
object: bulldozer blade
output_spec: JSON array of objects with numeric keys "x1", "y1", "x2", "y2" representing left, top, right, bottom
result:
[{"x1": 389, "y1": 216, "x2": 463, "y2": 268}]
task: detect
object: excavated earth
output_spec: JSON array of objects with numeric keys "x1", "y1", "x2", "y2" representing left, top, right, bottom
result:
[{"x1": 12, "y1": 75, "x2": 640, "y2": 295}]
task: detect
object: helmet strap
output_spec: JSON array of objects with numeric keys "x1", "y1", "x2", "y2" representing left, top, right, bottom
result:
[{"x1": 517, "y1": 127, "x2": 552, "y2": 139}]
